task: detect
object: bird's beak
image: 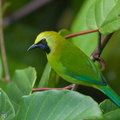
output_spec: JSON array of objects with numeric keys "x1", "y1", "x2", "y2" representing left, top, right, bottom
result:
[{"x1": 27, "y1": 44, "x2": 38, "y2": 51}]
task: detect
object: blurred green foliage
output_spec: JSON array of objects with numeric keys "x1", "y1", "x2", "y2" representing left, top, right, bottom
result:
[
  {"x1": 1, "y1": 0, "x2": 120, "y2": 102},
  {"x1": 0, "y1": 0, "x2": 120, "y2": 119}
]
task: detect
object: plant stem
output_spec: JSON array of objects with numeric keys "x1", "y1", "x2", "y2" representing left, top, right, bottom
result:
[
  {"x1": 97, "y1": 31, "x2": 102, "y2": 56},
  {"x1": 3, "y1": 0, "x2": 53, "y2": 26},
  {"x1": 64, "y1": 29, "x2": 98, "y2": 39},
  {"x1": 0, "y1": 1, "x2": 10, "y2": 83},
  {"x1": 90, "y1": 33, "x2": 113, "y2": 61},
  {"x1": 32, "y1": 84, "x2": 74, "y2": 92}
]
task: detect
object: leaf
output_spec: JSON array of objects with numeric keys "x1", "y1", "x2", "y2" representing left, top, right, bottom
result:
[
  {"x1": 71, "y1": 0, "x2": 98, "y2": 56},
  {"x1": 0, "y1": 88, "x2": 15, "y2": 120},
  {"x1": 15, "y1": 90, "x2": 102, "y2": 120},
  {"x1": 0, "y1": 81, "x2": 7, "y2": 91},
  {"x1": 86, "y1": 0, "x2": 120, "y2": 35},
  {"x1": 58, "y1": 29, "x2": 72, "y2": 41},
  {"x1": 38, "y1": 63, "x2": 59, "y2": 88},
  {"x1": 99, "y1": 99, "x2": 119, "y2": 113},
  {"x1": 58, "y1": 29, "x2": 71, "y2": 36},
  {"x1": 6, "y1": 67, "x2": 36, "y2": 112},
  {"x1": 99, "y1": 99, "x2": 120, "y2": 120},
  {"x1": 101, "y1": 109, "x2": 120, "y2": 120}
]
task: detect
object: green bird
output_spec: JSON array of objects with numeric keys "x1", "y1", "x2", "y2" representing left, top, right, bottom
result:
[{"x1": 28, "y1": 31, "x2": 120, "y2": 107}]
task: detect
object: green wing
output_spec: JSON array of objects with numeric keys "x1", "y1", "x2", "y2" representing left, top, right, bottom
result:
[
  {"x1": 66, "y1": 73, "x2": 106, "y2": 86},
  {"x1": 60, "y1": 43, "x2": 107, "y2": 86}
]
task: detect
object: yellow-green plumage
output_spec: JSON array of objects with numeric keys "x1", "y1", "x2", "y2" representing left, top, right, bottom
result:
[{"x1": 28, "y1": 31, "x2": 120, "y2": 107}]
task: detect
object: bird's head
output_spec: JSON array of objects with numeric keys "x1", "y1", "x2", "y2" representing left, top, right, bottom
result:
[{"x1": 28, "y1": 31, "x2": 62, "y2": 54}]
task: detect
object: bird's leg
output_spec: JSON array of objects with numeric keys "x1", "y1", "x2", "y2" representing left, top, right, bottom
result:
[
  {"x1": 71, "y1": 84, "x2": 80, "y2": 91},
  {"x1": 97, "y1": 57, "x2": 106, "y2": 71},
  {"x1": 94, "y1": 32, "x2": 106, "y2": 71},
  {"x1": 90, "y1": 31, "x2": 102, "y2": 60},
  {"x1": 90, "y1": 31, "x2": 106, "y2": 71},
  {"x1": 94, "y1": 32, "x2": 106, "y2": 70}
]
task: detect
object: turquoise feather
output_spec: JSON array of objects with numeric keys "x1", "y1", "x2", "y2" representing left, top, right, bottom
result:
[
  {"x1": 66, "y1": 73, "x2": 107, "y2": 86},
  {"x1": 99, "y1": 85, "x2": 120, "y2": 107}
]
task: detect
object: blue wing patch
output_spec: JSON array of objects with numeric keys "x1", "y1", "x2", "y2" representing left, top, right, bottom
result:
[{"x1": 66, "y1": 73, "x2": 107, "y2": 86}]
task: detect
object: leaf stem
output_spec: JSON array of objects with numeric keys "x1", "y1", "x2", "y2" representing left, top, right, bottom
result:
[{"x1": 0, "y1": 1, "x2": 11, "y2": 83}]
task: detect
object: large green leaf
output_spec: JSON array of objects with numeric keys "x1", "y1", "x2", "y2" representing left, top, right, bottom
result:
[
  {"x1": 15, "y1": 90, "x2": 102, "y2": 120},
  {"x1": 99, "y1": 99, "x2": 119, "y2": 113},
  {"x1": 71, "y1": 0, "x2": 97, "y2": 56},
  {"x1": 6, "y1": 67, "x2": 36, "y2": 112},
  {"x1": 101, "y1": 109, "x2": 120, "y2": 120},
  {"x1": 0, "y1": 81, "x2": 7, "y2": 91},
  {"x1": 86, "y1": 0, "x2": 120, "y2": 35},
  {"x1": 0, "y1": 88, "x2": 15, "y2": 120},
  {"x1": 99, "y1": 99, "x2": 120, "y2": 120}
]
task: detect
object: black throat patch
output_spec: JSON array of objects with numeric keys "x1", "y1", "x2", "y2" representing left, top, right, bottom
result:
[{"x1": 37, "y1": 38, "x2": 50, "y2": 54}]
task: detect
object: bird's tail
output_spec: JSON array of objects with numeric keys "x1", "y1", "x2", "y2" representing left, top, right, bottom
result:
[{"x1": 98, "y1": 85, "x2": 120, "y2": 107}]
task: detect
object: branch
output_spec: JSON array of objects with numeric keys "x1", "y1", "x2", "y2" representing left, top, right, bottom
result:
[
  {"x1": 3, "y1": 0, "x2": 53, "y2": 26},
  {"x1": 32, "y1": 84, "x2": 74, "y2": 92},
  {"x1": 90, "y1": 33, "x2": 113, "y2": 61},
  {"x1": 0, "y1": 1, "x2": 11, "y2": 83},
  {"x1": 64, "y1": 29, "x2": 98, "y2": 39}
]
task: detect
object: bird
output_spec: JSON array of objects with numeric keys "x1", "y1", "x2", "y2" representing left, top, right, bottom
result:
[{"x1": 28, "y1": 31, "x2": 120, "y2": 107}]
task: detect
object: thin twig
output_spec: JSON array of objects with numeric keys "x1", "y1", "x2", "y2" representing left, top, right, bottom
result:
[
  {"x1": 64, "y1": 29, "x2": 98, "y2": 39},
  {"x1": 32, "y1": 84, "x2": 74, "y2": 92},
  {"x1": 97, "y1": 31, "x2": 102, "y2": 56},
  {"x1": 0, "y1": 1, "x2": 11, "y2": 83},
  {"x1": 3, "y1": 0, "x2": 53, "y2": 26},
  {"x1": 90, "y1": 33, "x2": 113, "y2": 61}
]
